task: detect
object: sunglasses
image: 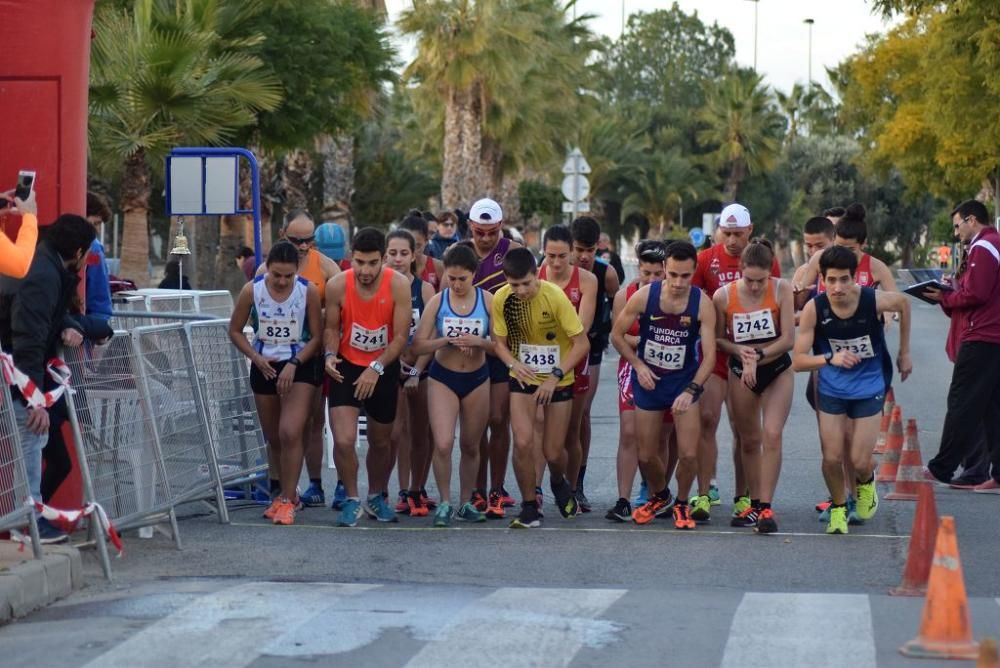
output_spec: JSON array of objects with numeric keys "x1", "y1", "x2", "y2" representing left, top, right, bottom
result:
[{"x1": 287, "y1": 235, "x2": 315, "y2": 245}]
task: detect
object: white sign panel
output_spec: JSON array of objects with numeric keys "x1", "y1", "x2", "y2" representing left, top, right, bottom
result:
[
  {"x1": 561, "y1": 175, "x2": 590, "y2": 202},
  {"x1": 562, "y1": 201, "x2": 591, "y2": 213},
  {"x1": 168, "y1": 157, "x2": 203, "y2": 215},
  {"x1": 204, "y1": 157, "x2": 238, "y2": 214}
]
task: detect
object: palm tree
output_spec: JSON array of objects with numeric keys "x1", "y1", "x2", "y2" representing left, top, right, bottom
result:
[
  {"x1": 88, "y1": 0, "x2": 282, "y2": 285},
  {"x1": 696, "y1": 70, "x2": 785, "y2": 203},
  {"x1": 621, "y1": 147, "x2": 713, "y2": 239},
  {"x1": 776, "y1": 82, "x2": 838, "y2": 142}
]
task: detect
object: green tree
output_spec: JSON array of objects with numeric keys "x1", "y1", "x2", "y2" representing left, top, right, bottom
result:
[
  {"x1": 89, "y1": 0, "x2": 282, "y2": 284},
  {"x1": 621, "y1": 146, "x2": 713, "y2": 238}
]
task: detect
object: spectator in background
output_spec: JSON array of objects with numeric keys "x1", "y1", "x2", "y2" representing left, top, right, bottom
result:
[
  {"x1": 0, "y1": 188, "x2": 39, "y2": 279},
  {"x1": 923, "y1": 200, "x2": 1000, "y2": 492},
  {"x1": 0, "y1": 214, "x2": 95, "y2": 543},
  {"x1": 237, "y1": 246, "x2": 255, "y2": 281},
  {"x1": 455, "y1": 208, "x2": 470, "y2": 240},
  {"x1": 158, "y1": 259, "x2": 192, "y2": 290},
  {"x1": 937, "y1": 244, "x2": 952, "y2": 269},
  {"x1": 84, "y1": 192, "x2": 113, "y2": 321},
  {"x1": 427, "y1": 211, "x2": 461, "y2": 259},
  {"x1": 597, "y1": 232, "x2": 626, "y2": 284}
]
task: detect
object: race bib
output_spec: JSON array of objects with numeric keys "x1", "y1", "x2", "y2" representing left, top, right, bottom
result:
[
  {"x1": 829, "y1": 335, "x2": 875, "y2": 359},
  {"x1": 350, "y1": 322, "x2": 388, "y2": 352},
  {"x1": 519, "y1": 344, "x2": 560, "y2": 374},
  {"x1": 732, "y1": 309, "x2": 776, "y2": 343},
  {"x1": 409, "y1": 308, "x2": 420, "y2": 338},
  {"x1": 257, "y1": 316, "x2": 298, "y2": 346},
  {"x1": 643, "y1": 340, "x2": 686, "y2": 370},
  {"x1": 443, "y1": 317, "x2": 485, "y2": 338}
]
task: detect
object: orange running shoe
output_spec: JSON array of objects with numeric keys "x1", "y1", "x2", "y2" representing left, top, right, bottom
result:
[
  {"x1": 632, "y1": 495, "x2": 671, "y2": 525},
  {"x1": 272, "y1": 498, "x2": 296, "y2": 526},
  {"x1": 755, "y1": 508, "x2": 778, "y2": 534},
  {"x1": 262, "y1": 498, "x2": 281, "y2": 520},
  {"x1": 471, "y1": 490, "x2": 488, "y2": 512},
  {"x1": 673, "y1": 503, "x2": 695, "y2": 530},
  {"x1": 486, "y1": 490, "x2": 505, "y2": 519},
  {"x1": 407, "y1": 493, "x2": 429, "y2": 517}
]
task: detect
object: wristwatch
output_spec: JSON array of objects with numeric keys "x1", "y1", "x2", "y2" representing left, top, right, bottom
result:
[
  {"x1": 288, "y1": 357, "x2": 302, "y2": 367},
  {"x1": 550, "y1": 367, "x2": 565, "y2": 380},
  {"x1": 824, "y1": 351, "x2": 834, "y2": 365},
  {"x1": 755, "y1": 348, "x2": 765, "y2": 361},
  {"x1": 369, "y1": 360, "x2": 385, "y2": 376},
  {"x1": 408, "y1": 366, "x2": 420, "y2": 377},
  {"x1": 324, "y1": 351, "x2": 337, "y2": 361},
  {"x1": 685, "y1": 381, "x2": 704, "y2": 399}
]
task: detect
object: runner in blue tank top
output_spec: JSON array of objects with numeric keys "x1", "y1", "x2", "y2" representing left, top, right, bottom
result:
[
  {"x1": 612, "y1": 241, "x2": 717, "y2": 531},
  {"x1": 793, "y1": 246, "x2": 913, "y2": 535}
]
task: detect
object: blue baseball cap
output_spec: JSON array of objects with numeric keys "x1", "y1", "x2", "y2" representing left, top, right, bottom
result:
[{"x1": 316, "y1": 222, "x2": 346, "y2": 261}]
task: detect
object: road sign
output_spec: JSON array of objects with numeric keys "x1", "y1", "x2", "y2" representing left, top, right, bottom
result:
[
  {"x1": 562, "y1": 147, "x2": 591, "y2": 175},
  {"x1": 689, "y1": 227, "x2": 706, "y2": 247},
  {"x1": 563, "y1": 201, "x2": 590, "y2": 213},
  {"x1": 561, "y1": 175, "x2": 590, "y2": 202}
]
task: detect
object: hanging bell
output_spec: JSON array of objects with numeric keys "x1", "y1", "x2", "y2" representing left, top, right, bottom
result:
[{"x1": 170, "y1": 220, "x2": 191, "y2": 256}]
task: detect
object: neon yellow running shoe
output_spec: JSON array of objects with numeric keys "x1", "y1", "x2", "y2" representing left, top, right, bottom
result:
[
  {"x1": 691, "y1": 495, "x2": 712, "y2": 522},
  {"x1": 826, "y1": 505, "x2": 848, "y2": 535},
  {"x1": 732, "y1": 495, "x2": 751, "y2": 518},
  {"x1": 855, "y1": 480, "x2": 879, "y2": 521}
]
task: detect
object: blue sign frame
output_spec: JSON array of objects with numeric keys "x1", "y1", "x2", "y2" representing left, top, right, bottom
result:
[{"x1": 165, "y1": 147, "x2": 263, "y2": 267}]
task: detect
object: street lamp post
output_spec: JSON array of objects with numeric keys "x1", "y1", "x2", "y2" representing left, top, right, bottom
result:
[
  {"x1": 746, "y1": 0, "x2": 760, "y2": 71},
  {"x1": 804, "y1": 18, "x2": 815, "y2": 86}
]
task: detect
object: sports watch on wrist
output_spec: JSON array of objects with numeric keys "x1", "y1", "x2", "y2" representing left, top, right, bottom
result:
[
  {"x1": 369, "y1": 360, "x2": 385, "y2": 376},
  {"x1": 824, "y1": 351, "x2": 834, "y2": 365},
  {"x1": 408, "y1": 366, "x2": 420, "y2": 377},
  {"x1": 550, "y1": 367, "x2": 565, "y2": 380}
]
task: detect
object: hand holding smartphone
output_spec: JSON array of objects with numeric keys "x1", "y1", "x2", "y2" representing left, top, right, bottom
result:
[{"x1": 1, "y1": 171, "x2": 37, "y2": 216}]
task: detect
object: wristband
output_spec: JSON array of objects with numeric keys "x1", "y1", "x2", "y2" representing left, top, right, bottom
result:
[
  {"x1": 288, "y1": 357, "x2": 302, "y2": 367},
  {"x1": 755, "y1": 348, "x2": 765, "y2": 361},
  {"x1": 685, "y1": 381, "x2": 704, "y2": 399},
  {"x1": 324, "y1": 351, "x2": 337, "y2": 360}
]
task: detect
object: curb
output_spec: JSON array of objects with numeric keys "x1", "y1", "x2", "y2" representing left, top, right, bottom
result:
[{"x1": 0, "y1": 542, "x2": 83, "y2": 622}]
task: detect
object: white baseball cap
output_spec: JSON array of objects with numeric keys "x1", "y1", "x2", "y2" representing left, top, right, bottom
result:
[
  {"x1": 469, "y1": 198, "x2": 503, "y2": 225},
  {"x1": 718, "y1": 203, "x2": 751, "y2": 229}
]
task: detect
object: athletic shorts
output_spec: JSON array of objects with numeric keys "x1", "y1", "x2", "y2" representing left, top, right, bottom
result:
[
  {"x1": 817, "y1": 391, "x2": 884, "y2": 419},
  {"x1": 617, "y1": 362, "x2": 673, "y2": 422},
  {"x1": 587, "y1": 339, "x2": 607, "y2": 367},
  {"x1": 428, "y1": 360, "x2": 489, "y2": 401},
  {"x1": 805, "y1": 372, "x2": 818, "y2": 411},
  {"x1": 328, "y1": 359, "x2": 401, "y2": 424},
  {"x1": 572, "y1": 358, "x2": 590, "y2": 396},
  {"x1": 631, "y1": 369, "x2": 697, "y2": 413},
  {"x1": 509, "y1": 379, "x2": 573, "y2": 403},
  {"x1": 487, "y1": 354, "x2": 509, "y2": 384},
  {"x1": 728, "y1": 353, "x2": 792, "y2": 396},
  {"x1": 249, "y1": 357, "x2": 322, "y2": 395}
]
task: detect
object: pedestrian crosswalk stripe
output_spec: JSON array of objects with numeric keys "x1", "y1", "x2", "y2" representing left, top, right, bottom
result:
[{"x1": 721, "y1": 593, "x2": 877, "y2": 668}]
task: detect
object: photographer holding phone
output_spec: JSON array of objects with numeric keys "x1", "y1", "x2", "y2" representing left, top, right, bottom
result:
[
  {"x1": 923, "y1": 200, "x2": 1000, "y2": 491},
  {"x1": 0, "y1": 184, "x2": 39, "y2": 279}
]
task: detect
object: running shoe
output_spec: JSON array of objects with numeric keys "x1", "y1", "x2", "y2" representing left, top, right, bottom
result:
[
  {"x1": 708, "y1": 484, "x2": 721, "y2": 506},
  {"x1": 366, "y1": 494, "x2": 399, "y2": 523},
  {"x1": 470, "y1": 489, "x2": 488, "y2": 513},
  {"x1": 815, "y1": 497, "x2": 832, "y2": 513},
  {"x1": 632, "y1": 494, "x2": 673, "y2": 525},
  {"x1": 730, "y1": 506, "x2": 759, "y2": 528},
  {"x1": 262, "y1": 498, "x2": 281, "y2": 520},
  {"x1": 457, "y1": 501, "x2": 486, "y2": 523},
  {"x1": 509, "y1": 503, "x2": 542, "y2": 528},
  {"x1": 818, "y1": 503, "x2": 832, "y2": 523},
  {"x1": 755, "y1": 508, "x2": 778, "y2": 534},
  {"x1": 690, "y1": 495, "x2": 712, "y2": 522},
  {"x1": 575, "y1": 486, "x2": 592, "y2": 513},
  {"x1": 272, "y1": 498, "x2": 296, "y2": 525},
  {"x1": 855, "y1": 480, "x2": 879, "y2": 521},
  {"x1": 551, "y1": 477, "x2": 579, "y2": 518},
  {"x1": 407, "y1": 493, "x2": 429, "y2": 517},
  {"x1": 433, "y1": 502, "x2": 453, "y2": 527},
  {"x1": 500, "y1": 486, "x2": 516, "y2": 507},
  {"x1": 732, "y1": 495, "x2": 751, "y2": 518},
  {"x1": 486, "y1": 490, "x2": 505, "y2": 519},
  {"x1": 672, "y1": 503, "x2": 696, "y2": 530},
  {"x1": 420, "y1": 488, "x2": 438, "y2": 510},
  {"x1": 826, "y1": 505, "x2": 848, "y2": 535},
  {"x1": 394, "y1": 490, "x2": 410, "y2": 514},
  {"x1": 535, "y1": 486, "x2": 545, "y2": 517},
  {"x1": 847, "y1": 495, "x2": 863, "y2": 525},
  {"x1": 300, "y1": 483, "x2": 325, "y2": 508},
  {"x1": 948, "y1": 475, "x2": 986, "y2": 490},
  {"x1": 331, "y1": 480, "x2": 347, "y2": 510},
  {"x1": 974, "y1": 479, "x2": 1000, "y2": 494},
  {"x1": 605, "y1": 498, "x2": 633, "y2": 522},
  {"x1": 337, "y1": 499, "x2": 362, "y2": 527},
  {"x1": 634, "y1": 480, "x2": 649, "y2": 506}
]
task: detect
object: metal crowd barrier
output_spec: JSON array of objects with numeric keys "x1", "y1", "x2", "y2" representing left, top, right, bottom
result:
[{"x1": 0, "y1": 381, "x2": 41, "y2": 558}]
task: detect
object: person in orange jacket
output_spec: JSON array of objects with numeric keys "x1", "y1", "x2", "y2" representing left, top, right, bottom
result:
[{"x1": 0, "y1": 189, "x2": 39, "y2": 278}]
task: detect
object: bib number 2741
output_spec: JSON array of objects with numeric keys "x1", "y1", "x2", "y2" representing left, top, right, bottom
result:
[{"x1": 351, "y1": 323, "x2": 388, "y2": 352}]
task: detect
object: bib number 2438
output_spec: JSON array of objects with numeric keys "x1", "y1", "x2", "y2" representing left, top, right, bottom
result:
[{"x1": 519, "y1": 345, "x2": 560, "y2": 374}]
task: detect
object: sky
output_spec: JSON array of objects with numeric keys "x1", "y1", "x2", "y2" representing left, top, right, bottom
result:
[{"x1": 382, "y1": 0, "x2": 901, "y2": 94}]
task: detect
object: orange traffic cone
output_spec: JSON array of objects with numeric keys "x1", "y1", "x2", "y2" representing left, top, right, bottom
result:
[
  {"x1": 876, "y1": 406, "x2": 904, "y2": 482},
  {"x1": 899, "y1": 516, "x2": 979, "y2": 660},
  {"x1": 890, "y1": 483, "x2": 938, "y2": 595},
  {"x1": 886, "y1": 419, "x2": 926, "y2": 500},
  {"x1": 979, "y1": 639, "x2": 1000, "y2": 668},
  {"x1": 873, "y1": 408, "x2": 893, "y2": 455}
]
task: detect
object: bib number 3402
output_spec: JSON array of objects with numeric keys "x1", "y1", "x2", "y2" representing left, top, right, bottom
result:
[
  {"x1": 351, "y1": 323, "x2": 388, "y2": 352},
  {"x1": 643, "y1": 340, "x2": 685, "y2": 370},
  {"x1": 519, "y1": 345, "x2": 560, "y2": 374}
]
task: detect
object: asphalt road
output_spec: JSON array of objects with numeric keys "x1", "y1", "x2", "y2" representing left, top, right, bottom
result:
[{"x1": 2, "y1": 300, "x2": 998, "y2": 667}]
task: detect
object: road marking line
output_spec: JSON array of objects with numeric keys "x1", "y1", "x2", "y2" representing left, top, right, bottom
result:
[
  {"x1": 721, "y1": 593, "x2": 876, "y2": 668},
  {"x1": 229, "y1": 521, "x2": 909, "y2": 539},
  {"x1": 404, "y1": 588, "x2": 625, "y2": 668},
  {"x1": 83, "y1": 583, "x2": 378, "y2": 668}
]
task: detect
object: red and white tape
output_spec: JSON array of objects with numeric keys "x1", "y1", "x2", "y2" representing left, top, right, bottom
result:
[
  {"x1": 0, "y1": 352, "x2": 73, "y2": 409},
  {"x1": 31, "y1": 498, "x2": 124, "y2": 555}
]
